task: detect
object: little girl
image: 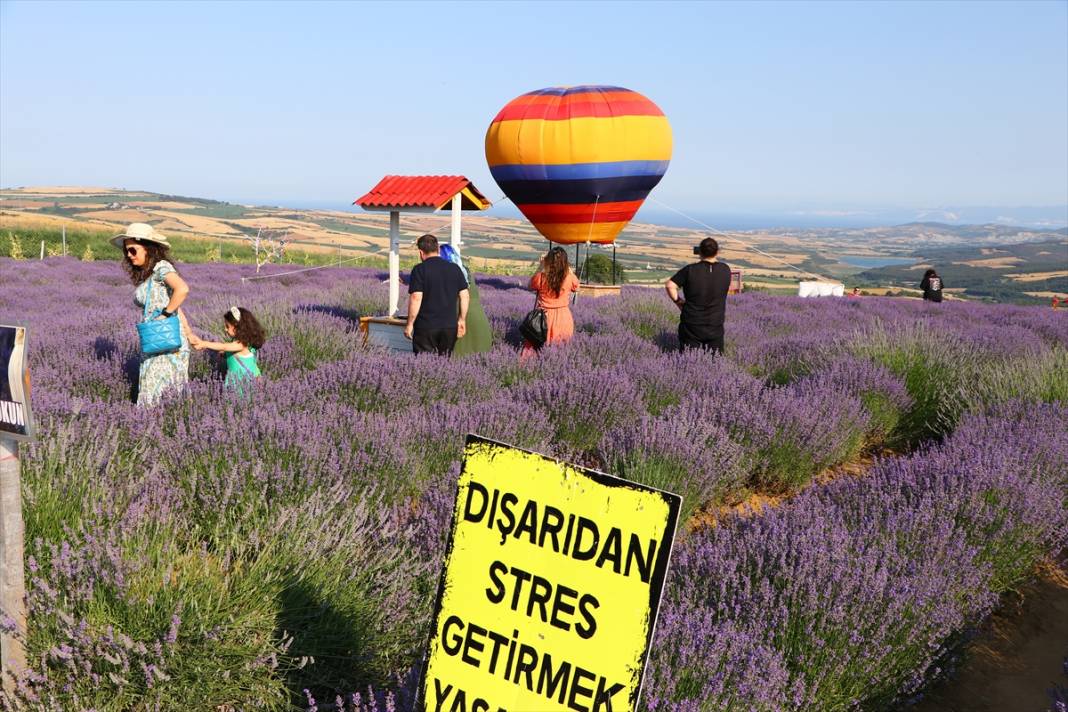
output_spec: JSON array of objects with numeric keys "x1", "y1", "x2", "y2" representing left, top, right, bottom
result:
[{"x1": 190, "y1": 306, "x2": 265, "y2": 389}]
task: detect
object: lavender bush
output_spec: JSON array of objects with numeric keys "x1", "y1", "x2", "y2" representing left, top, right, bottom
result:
[
  {"x1": 646, "y1": 401, "x2": 1068, "y2": 711},
  {"x1": 0, "y1": 256, "x2": 1064, "y2": 709}
]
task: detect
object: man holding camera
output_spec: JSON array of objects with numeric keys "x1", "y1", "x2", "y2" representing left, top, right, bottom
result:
[{"x1": 665, "y1": 237, "x2": 732, "y2": 354}]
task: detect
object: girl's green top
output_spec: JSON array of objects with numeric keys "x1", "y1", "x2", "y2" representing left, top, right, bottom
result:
[{"x1": 224, "y1": 346, "x2": 261, "y2": 387}]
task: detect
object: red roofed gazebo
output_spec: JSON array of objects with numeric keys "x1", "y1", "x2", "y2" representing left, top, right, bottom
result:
[{"x1": 353, "y1": 176, "x2": 491, "y2": 349}]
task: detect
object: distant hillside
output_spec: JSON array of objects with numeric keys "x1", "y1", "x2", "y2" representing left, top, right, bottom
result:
[
  {"x1": 855, "y1": 239, "x2": 1067, "y2": 303},
  {"x1": 2, "y1": 186, "x2": 1064, "y2": 302},
  {"x1": 894, "y1": 221, "x2": 1068, "y2": 241}
]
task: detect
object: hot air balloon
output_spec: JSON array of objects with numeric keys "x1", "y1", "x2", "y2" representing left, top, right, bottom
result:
[{"x1": 485, "y1": 85, "x2": 672, "y2": 245}]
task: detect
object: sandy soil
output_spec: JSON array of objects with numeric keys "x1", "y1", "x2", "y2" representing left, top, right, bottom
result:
[
  {"x1": 0, "y1": 200, "x2": 52, "y2": 208},
  {"x1": 1009, "y1": 271, "x2": 1068, "y2": 282},
  {"x1": 908, "y1": 554, "x2": 1068, "y2": 712},
  {"x1": 691, "y1": 454, "x2": 883, "y2": 530},
  {"x1": 955, "y1": 256, "x2": 1025, "y2": 268},
  {"x1": 75, "y1": 209, "x2": 154, "y2": 223},
  {"x1": 150, "y1": 210, "x2": 243, "y2": 235},
  {"x1": 0, "y1": 210, "x2": 122, "y2": 231},
  {"x1": 227, "y1": 217, "x2": 312, "y2": 230},
  {"x1": 1025, "y1": 291, "x2": 1068, "y2": 300}
]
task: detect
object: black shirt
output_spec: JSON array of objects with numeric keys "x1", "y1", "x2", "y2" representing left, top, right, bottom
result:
[
  {"x1": 671, "y1": 261, "x2": 731, "y2": 329},
  {"x1": 409, "y1": 256, "x2": 468, "y2": 330},
  {"x1": 920, "y1": 275, "x2": 943, "y2": 302}
]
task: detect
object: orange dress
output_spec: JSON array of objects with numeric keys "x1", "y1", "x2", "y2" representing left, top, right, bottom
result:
[{"x1": 524, "y1": 272, "x2": 580, "y2": 351}]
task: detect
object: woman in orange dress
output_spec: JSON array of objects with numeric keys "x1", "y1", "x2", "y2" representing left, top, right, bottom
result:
[{"x1": 523, "y1": 247, "x2": 580, "y2": 355}]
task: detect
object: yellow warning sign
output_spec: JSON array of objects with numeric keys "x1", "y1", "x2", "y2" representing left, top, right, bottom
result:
[{"x1": 418, "y1": 435, "x2": 682, "y2": 712}]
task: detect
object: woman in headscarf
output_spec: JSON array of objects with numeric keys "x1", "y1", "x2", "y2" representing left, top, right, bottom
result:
[{"x1": 440, "y1": 243, "x2": 492, "y2": 357}]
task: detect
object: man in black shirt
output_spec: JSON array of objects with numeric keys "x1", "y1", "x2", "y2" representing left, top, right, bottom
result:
[
  {"x1": 405, "y1": 234, "x2": 469, "y2": 356},
  {"x1": 665, "y1": 237, "x2": 732, "y2": 354}
]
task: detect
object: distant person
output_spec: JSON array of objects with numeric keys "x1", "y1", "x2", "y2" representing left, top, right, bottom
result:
[
  {"x1": 113, "y1": 223, "x2": 193, "y2": 406},
  {"x1": 523, "y1": 246, "x2": 580, "y2": 357},
  {"x1": 920, "y1": 268, "x2": 944, "y2": 303},
  {"x1": 1053, "y1": 296, "x2": 1060, "y2": 310},
  {"x1": 849, "y1": 287, "x2": 861, "y2": 298},
  {"x1": 190, "y1": 307, "x2": 265, "y2": 391},
  {"x1": 665, "y1": 237, "x2": 731, "y2": 354},
  {"x1": 405, "y1": 234, "x2": 469, "y2": 356},
  {"x1": 440, "y1": 244, "x2": 492, "y2": 357}
]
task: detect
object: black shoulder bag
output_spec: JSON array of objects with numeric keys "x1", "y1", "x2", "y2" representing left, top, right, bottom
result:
[{"x1": 519, "y1": 290, "x2": 548, "y2": 348}]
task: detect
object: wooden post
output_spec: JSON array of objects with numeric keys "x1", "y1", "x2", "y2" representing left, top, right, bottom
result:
[
  {"x1": 388, "y1": 210, "x2": 400, "y2": 318},
  {"x1": 451, "y1": 193, "x2": 462, "y2": 254},
  {"x1": 0, "y1": 437, "x2": 27, "y2": 692},
  {"x1": 612, "y1": 243, "x2": 617, "y2": 285},
  {"x1": 39, "y1": 241, "x2": 44, "y2": 260},
  {"x1": 61, "y1": 226, "x2": 66, "y2": 256}
]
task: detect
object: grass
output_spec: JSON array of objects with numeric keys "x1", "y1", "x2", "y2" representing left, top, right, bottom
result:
[
  {"x1": 1, "y1": 226, "x2": 344, "y2": 267},
  {"x1": 0, "y1": 226, "x2": 545, "y2": 277}
]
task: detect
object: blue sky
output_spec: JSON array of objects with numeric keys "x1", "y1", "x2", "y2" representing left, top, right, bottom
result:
[{"x1": 2, "y1": 0, "x2": 1066, "y2": 224}]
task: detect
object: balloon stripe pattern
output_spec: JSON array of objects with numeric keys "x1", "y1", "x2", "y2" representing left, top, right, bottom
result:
[{"x1": 486, "y1": 85, "x2": 672, "y2": 245}]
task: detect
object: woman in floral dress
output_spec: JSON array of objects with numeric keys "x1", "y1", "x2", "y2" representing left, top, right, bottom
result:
[{"x1": 112, "y1": 223, "x2": 193, "y2": 406}]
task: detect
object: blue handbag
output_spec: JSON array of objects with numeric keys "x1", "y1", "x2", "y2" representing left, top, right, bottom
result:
[{"x1": 136, "y1": 275, "x2": 182, "y2": 355}]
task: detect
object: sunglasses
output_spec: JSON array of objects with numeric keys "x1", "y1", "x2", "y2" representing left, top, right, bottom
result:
[{"x1": 125, "y1": 246, "x2": 140, "y2": 257}]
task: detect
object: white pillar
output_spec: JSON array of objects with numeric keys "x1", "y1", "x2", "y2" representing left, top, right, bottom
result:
[
  {"x1": 451, "y1": 193, "x2": 462, "y2": 254},
  {"x1": 389, "y1": 210, "x2": 400, "y2": 318}
]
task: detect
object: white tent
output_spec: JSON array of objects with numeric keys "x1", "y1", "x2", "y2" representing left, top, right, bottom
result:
[{"x1": 798, "y1": 281, "x2": 845, "y2": 298}]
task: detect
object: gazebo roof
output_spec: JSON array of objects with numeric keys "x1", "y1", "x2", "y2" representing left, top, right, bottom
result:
[{"x1": 353, "y1": 175, "x2": 491, "y2": 211}]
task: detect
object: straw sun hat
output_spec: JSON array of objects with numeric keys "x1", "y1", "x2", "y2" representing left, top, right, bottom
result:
[{"x1": 111, "y1": 222, "x2": 171, "y2": 250}]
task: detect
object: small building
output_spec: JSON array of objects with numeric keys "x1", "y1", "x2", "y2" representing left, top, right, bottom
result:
[
  {"x1": 353, "y1": 175, "x2": 491, "y2": 351},
  {"x1": 798, "y1": 280, "x2": 845, "y2": 298}
]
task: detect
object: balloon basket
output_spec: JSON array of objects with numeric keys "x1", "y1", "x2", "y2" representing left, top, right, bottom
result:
[
  {"x1": 577, "y1": 283, "x2": 622, "y2": 299},
  {"x1": 359, "y1": 316, "x2": 410, "y2": 353}
]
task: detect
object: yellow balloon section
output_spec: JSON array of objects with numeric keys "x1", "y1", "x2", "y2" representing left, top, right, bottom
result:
[{"x1": 486, "y1": 86, "x2": 672, "y2": 245}]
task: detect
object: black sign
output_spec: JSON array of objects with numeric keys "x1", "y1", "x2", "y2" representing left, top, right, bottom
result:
[{"x1": 0, "y1": 326, "x2": 33, "y2": 441}]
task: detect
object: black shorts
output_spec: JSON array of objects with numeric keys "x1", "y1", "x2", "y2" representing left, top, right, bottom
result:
[
  {"x1": 678, "y1": 323, "x2": 724, "y2": 354},
  {"x1": 412, "y1": 327, "x2": 458, "y2": 356}
]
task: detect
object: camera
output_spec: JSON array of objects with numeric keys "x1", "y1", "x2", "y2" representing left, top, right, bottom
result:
[{"x1": 692, "y1": 245, "x2": 701, "y2": 255}]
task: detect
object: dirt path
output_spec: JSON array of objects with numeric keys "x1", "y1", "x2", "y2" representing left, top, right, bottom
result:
[{"x1": 908, "y1": 555, "x2": 1068, "y2": 712}]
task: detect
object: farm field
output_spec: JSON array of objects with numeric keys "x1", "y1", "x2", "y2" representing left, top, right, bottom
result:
[
  {"x1": 0, "y1": 256, "x2": 1065, "y2": 710},
  {"x1": 3, "y1": 187, "x2": 1064, "y2": 300}
]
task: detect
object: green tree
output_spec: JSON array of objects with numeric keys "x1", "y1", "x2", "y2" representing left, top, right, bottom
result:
[{"x1": 580, "y1": 253, "x2": 625, "y2": 284}]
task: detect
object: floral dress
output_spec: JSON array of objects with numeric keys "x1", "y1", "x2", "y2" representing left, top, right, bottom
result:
[{"x1": 134, "y1": 260, "x2": 189, "y2": 406}]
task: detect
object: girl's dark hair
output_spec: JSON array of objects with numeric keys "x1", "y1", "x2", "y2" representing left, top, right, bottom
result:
[
  {"x1": 543, "y1": 247, "x2": 569, "y2": 296},
  {"x1": 124, "y1": 240, "x2": 174, "y2": 284},
  {"x1": 224, "y1": 307, "x2": 266, "y2": 349},
  {"x1": 923, "y1": 268, "x2": 939, "y2": 279}
]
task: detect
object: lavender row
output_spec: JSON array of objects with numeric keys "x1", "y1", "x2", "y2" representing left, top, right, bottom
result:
[
  {"x1": 643, "y1": 400, "x2": 1068, "y2": 711},
  {"x1": 0, "y1": 258, "x2": 1065, "y2": 708}
]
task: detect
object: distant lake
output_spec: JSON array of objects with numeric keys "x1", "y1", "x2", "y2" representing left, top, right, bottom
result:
[{"x1": 840, "y1": 255, "x2": 917, "y2": 269}]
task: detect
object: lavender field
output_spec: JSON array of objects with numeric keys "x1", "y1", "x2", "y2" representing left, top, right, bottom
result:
[{"x1": 1, "y1": 257, "x2": 1066, "y2": 711}]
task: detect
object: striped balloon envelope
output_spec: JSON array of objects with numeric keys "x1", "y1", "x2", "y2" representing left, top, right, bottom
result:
[{"x1": 485, "y1": 86, "x2": 672, "y2": 245}]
